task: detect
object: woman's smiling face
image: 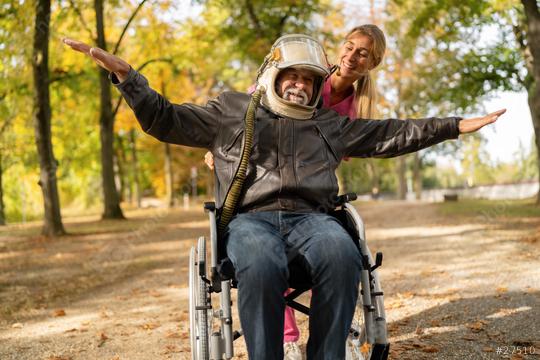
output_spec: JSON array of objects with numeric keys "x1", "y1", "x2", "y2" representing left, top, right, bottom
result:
[{"x1": 337, "y1": 33, "x2": 374, "y2": 79}]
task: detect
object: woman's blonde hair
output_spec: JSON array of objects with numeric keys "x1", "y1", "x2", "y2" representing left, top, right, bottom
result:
[{"x1": 344, "y1": 25, "x2": 386, "y2": 119}]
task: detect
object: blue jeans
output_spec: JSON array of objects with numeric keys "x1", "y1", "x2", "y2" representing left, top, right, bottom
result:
[{"x1": 224, "y1": 211, "x2": 362, "y2": 360}]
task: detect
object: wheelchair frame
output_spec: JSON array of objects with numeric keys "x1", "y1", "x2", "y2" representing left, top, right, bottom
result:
[{"x1": 189, "y1": 195, "x2": 390, "y2": 360}]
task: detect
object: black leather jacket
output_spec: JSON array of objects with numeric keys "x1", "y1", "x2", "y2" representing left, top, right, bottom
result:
[{"x1": 114, "y1": 69, "x2": 461, "y2": 213}]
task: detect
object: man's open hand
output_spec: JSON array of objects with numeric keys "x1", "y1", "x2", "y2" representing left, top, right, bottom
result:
[
  {"x1": 459, "y1": 109, "x2": 506, "y2": 134},
  {"x1": 62, "y1": 38, "x2": 131, "y2": 82}
]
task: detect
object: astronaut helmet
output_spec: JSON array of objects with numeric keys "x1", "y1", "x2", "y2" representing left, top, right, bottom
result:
[{"x1": 256, "y1": 34, "x2": 331, "y2": 120}]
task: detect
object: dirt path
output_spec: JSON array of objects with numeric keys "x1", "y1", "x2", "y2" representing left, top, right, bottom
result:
[{"x1": 1, "y1": 201, "x2": 539, "y2": 359}]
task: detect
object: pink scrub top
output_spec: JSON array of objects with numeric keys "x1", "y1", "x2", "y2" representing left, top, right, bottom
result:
[{"x1": 321, "y1": 77, "x2": 357, "y2": 119}]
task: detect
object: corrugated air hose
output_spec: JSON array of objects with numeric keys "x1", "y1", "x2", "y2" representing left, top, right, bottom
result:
[{"x1": 217, "y1": 88, "x2": 263, "y2": 236}]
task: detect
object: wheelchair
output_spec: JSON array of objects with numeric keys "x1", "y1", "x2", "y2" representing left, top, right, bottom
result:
[{"x1": 189, "y1": 193, "x2": 390, "y2": 360}]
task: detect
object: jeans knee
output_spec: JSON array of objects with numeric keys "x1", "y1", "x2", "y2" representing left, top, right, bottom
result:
[
  {"x1": 237, "y1": 254, "x2": 289, "y2": 290},
  {"x1": 307, "y1": 237, "x2": 362, "y2": 285}
]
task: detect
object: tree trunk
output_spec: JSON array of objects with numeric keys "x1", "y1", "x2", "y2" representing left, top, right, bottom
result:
[
  {"x1": 366, "y1": 159, "x2": 380, "y2": 199},
  {"x1": 413, "y1": 152, "x2": 422, "y2": 200},
  {"x1": 113, "y1": 151, "x2": 124, "y2": 202},
  {"x1": 0, "y1": 154, "x2": 5, "y2": 226},
  {"x1": 129, "y1": 129, "x2": 141, "y2": 208},
  {"x1": 161, "y1": 80, "x2": 174, "y2": 207},
  {"x1": 522, "y1": 0, "x2": 540, "y2": 205},
  {"x1": 164, "y1": 143, "x2": 174, "y2": 207},
  {"x1": 396, "y1": 156, "x2": 407, "y2": 200},
  {"x1": 115, "y1": 134, "x2": 128, "y2": 202},
  {"x1": 32, "y1": 0, "x2": 65, "y2": 236},
  {"x1": 95, "y1": 0, "x2": 124, "y2": 219}
]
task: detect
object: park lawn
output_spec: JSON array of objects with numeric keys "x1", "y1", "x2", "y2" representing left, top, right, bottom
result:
[{"x1": 437, "y1": 198, "x2": 540, "y2": 219}]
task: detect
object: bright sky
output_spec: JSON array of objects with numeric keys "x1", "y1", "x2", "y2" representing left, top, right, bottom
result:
[{"x1": 481, "y1": 91, "x2": 533, "y2": 163}]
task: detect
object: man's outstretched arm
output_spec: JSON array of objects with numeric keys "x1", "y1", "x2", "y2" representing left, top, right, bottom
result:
[
  {"x1": 63, "y1": 38, "x2": 222, "y2": 149},
  {"x1": 341, "y1": 109, "x2": 506, "y2": 158}
]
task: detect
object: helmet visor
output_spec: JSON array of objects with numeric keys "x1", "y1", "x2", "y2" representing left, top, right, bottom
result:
[{"x1": 271, "y1": 35, "x2": 330, "y2": 76}]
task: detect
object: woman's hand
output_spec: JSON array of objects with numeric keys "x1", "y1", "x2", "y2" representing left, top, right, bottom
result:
[{"x1": 204, "y1": 152, "x2": 215, "y2": 171}]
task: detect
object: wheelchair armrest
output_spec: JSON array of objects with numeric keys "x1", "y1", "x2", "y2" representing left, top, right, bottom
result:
[
  {"x1": 334, "y1": 193, "x2": 357, "y2": 207},
  {"x1": 204, "y1": 202, "x2": 216, "y2": 212}
]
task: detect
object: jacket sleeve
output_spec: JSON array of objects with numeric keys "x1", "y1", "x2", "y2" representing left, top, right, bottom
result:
[
  {"x1": 341, "y1": 116, "x2": 462, "y2": 158},
  {"x1": 112, "y1": 68, "x2": 222, "y2": 149}
]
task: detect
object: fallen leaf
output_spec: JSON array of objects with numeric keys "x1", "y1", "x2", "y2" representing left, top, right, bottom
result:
[
  {"x1": 483, "y1": 347, "x2": 494, "y2": 352},
  {"x1": 64, "y1": 328, "x2": 77, "y2": 333},
  {"x1": 140, "y1": 323, "x2": 161, "y2": 330},
  {"x1": 11, "y1": 323, "x2": 23, "y2": 329},
  {"x1": 162, "y1": 344, "x2": 181, "y2": 354},
  {"x1": 496, "y1": 286, "x2": 508, "y2": 293},
  {"x1": 462, "y1": 334, "x2": 476, "y2": 341},
  {"x1": 360, "y1": 343, "x2": 370, "y2": 353},
  {"x1": 429, "y1": 319, "x2": 441, "y2": 327},
  {"x1": 512, "y1": 340, "x2": 534, "y2": 347},
  {"x1": 165, "y1": 331, "x2": 182, "y2": 339},
  {"x1": 149, "y1": 290, "x2": 163, "y2": 298},
  {"x1": 100, "y1": 310, "x2": 113, "y2": 318},
  {"x1": 387, "y1": 300, "x2": 404, "y2": 309},
  {"x1": 54, "y1": 309, "x2": 66, "y2": 317},
  {"x1": 422, "y1": 346, "x2": 439, "y2": 353},
  {"x1": 97, "y1": 332, "x2": 109, "y2": 347},
  {"x1": 466, "y1": 321, "x2": 486, "y2": 333},
  {"x1": 399, "y1": 291, "x2": 416, "y2": 299}
]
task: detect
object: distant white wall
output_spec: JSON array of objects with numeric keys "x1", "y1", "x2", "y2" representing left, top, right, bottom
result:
[
  {"x1": 410, "y1": 182, "x2": 539, "y2": 202},
  {"x1": 357, "y1": 181, "x2": 539, "y2": 202}
]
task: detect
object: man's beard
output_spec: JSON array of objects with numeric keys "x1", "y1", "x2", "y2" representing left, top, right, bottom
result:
[{"x1": 283, "y1": 88, "x2": 309, "y2": 105}]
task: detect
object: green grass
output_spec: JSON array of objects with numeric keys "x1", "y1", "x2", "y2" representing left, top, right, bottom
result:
[{"x1": 437, "y1": 198, "x2": 540, "y2": 219}]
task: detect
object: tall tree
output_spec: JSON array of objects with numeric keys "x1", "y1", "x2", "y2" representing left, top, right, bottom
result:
[
  {"x1": 0, "y1": 119, "x2": 13, "y2": 226},
  {"x1": 32, "y1": 0, "x2": 65, "y2": 235},
  {"x1": 129, "y1": 129, "x2": 141, "y2": 208},
  {"x1": 388, "y1": 0, "x2": 537, "y2": 201},
  {"x1": 94, "y1": 0, "x2": 123, "y2": 219},
  {"x1": 522, "y1": 0, "x2": 540, "y2": 203},
  {"x1": 160, "y1": 77, "x2": 174, "y2": 207},
  {"x1": 91, "y1": 0, "x2": 148, "y2": 218},
  {"x1": 0, "y1": 153, "x2": 5, "y2": 225}
]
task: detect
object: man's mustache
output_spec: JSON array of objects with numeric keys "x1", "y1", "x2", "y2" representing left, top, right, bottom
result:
[{"x1": 283, "y1": 88, "x2": 309, "y2": 105}]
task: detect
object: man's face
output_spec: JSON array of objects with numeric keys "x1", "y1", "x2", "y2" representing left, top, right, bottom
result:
[{"x1": 275, "y1": 68, "x2": 316, "y2": 105}]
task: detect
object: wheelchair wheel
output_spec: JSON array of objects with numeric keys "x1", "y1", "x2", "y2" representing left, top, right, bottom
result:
[
  {"x1": 189, "y1": 237, "x2": 211, "y2": 360},
  {"x1": 346, "y1": 301, "x2": 372, "y2": 360}
]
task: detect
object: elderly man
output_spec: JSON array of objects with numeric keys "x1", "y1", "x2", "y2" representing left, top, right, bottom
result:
[{"x1": 64, "y1": 34, "x2": 505, "y2": 359}]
